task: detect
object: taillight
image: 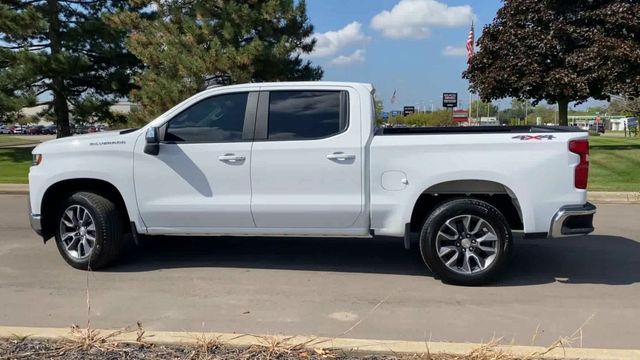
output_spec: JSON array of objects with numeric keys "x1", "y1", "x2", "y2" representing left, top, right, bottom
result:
[{"x1": 569, "y1": 139, "x2": 589, "y2": 189}]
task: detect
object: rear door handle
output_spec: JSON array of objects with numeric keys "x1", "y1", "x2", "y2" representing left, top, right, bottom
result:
[
  {"x1": 218, "y1": 153, "x2": 246, "y2": 162},
  {"x1": 327, "y1": 152, "x2": 355, "y2": 161}
]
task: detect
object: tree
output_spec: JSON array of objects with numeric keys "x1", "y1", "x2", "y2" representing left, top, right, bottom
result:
[
  {"x1": 374, "y1": 97, "x2": 385, "y2": 126},
  {"x1": 0, "y1": 0, "x2": 143, "y2": 137},
  {"x1": 395, "y1": 111, "x2": 456, "y2": 127},
  {"x1": 497, "y1": 99, "x2": 532, "y2": 124},
  {"x1": 470, "y1": 99, "x2": 498, "y2": 118},
  {"x1": 113, "y1": 0, "x2": 323, "y2": 124},
  {"x1": 609, "y1": 95, "x2": 640, "y2": 116},
  {"x1": 526, "y1": 105, "x2": 557, "y2": 124},
  {"x1": 464, "y1": 0, "x2": 640, "y2": 126}
]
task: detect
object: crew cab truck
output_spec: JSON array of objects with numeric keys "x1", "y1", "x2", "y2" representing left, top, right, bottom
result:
[{"x1": 28, "y1": 82, "x2": 596, "y2": 285}]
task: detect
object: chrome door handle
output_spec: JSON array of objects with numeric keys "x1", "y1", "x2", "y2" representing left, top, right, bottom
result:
[
  {"x1": 326, "y1": 153, "x2": 355, "y2": 161},
  {"x1": 218, "y1": 154, "x2": 246, "y2": 162}
]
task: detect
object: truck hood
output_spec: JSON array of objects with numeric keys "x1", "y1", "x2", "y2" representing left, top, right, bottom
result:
[{"x1": 33, "y1": 130, "x2": 140, "y2": 154}]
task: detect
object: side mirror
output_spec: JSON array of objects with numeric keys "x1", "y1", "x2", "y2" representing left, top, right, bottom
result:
[{"x1": 144, "y1": 127, "x2": 160, "y2": 155}]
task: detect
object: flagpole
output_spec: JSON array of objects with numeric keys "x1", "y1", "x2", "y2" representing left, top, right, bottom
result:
[
  {"x1": 468, "y1": 92, "x2": 472, "y2": 126},
  {"x1": 467, "y1": 20, "x2": 474, "y2": 126}
]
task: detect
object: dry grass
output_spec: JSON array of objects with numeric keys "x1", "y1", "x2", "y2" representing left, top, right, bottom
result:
[
  {"x1": 0, "y1": 313, "x2": 597, "y2": 360},
  {"x1": 187, "y1": 331, "x2": 222, "y2": 358},
  {"x1": 0, "y1": 323, "x2": 594, "y2": 360}
]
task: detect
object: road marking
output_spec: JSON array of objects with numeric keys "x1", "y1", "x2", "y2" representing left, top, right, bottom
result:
[{"x1": 1, "y1": 326, "x2": 639, "y2": 360}]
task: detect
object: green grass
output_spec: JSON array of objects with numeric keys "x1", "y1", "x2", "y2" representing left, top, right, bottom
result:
[
  {"x1": 0, "y1": 136, "x2": 40, "y2": 147},
  {"x1": 0, "y1": 148, "x2": 32, "y2": 184},
  {"x1": 589, "y1": 136, "x2": 640, "y2": 192}
]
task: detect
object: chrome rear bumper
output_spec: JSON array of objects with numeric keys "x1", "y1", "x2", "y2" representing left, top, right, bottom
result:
[{"x1": 549, "y1": 202, "x2": 596, "y2": 238}]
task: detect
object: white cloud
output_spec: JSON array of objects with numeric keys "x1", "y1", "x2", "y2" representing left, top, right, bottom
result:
[
  {"x1": 442, "y1": 45, "x2": 467, "y2": 56},
  {"x1": 371, "y1": 0, "x2": 475, "y2": 39},
  {"x1": 330, "y1": 49, "x2": 366, "y2": 66},
  {"x1": 310, "y1": 22, "x2": 369, "y2": 58}
]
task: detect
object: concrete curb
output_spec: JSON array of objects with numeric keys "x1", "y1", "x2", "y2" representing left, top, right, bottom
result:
[
  {"x1": 0, "y1": 185, "x2": 638, "y2": 204},
  {"x1": 588, "y1": 191, "x2": 640, "y2": 204},
  {"x1": 0, "y1": 184, "x2": 28, "y2": 195},
  {"x1": 1, "y1": 325, "x2": 639, "y2": 360}
]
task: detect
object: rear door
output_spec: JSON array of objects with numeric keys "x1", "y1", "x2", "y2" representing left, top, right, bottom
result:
[{"x1": 250, "y1": 88, "x2": 364, "y2": 229}]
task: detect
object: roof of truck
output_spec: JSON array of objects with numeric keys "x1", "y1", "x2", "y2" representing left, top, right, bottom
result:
[{"x1": 210, "y1": 81, "x2": 374, "y2": 92}]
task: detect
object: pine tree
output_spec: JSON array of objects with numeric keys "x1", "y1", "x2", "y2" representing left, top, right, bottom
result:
[
  {"x1": 112, "y1": 0, "x2": 323, "y2": 124},
  {"x1": 464, "y1": 0, "x2": 640, "y2": 126},
  {"x1": 0, "y1": 0, "x2": 143, "y2": 137}
]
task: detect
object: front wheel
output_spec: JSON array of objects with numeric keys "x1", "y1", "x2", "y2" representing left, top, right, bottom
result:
[
  {"x1": 419, "y1": 198, "x2": 512, "y2": 286},
  {"x1": 54, "y1": 192, "x2": 124, "y2": 270}
]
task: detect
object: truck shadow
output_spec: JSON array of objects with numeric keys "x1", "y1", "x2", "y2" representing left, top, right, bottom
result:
[
  {"x1": 499, "y1": 235, "x2": 640, "y2": 286},
  {"x1": 114, "y1": 234, "x2": 640, "y2": 286}
]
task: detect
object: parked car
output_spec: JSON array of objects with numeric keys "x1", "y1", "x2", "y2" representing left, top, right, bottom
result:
[
  {"x1": 73, "y1": 125, "x2": 86, "y2": 134},
  {"x1": 0, "y1": 125, "x2": 11, "y2": 134},
  {"x1": 28, "y1": 82, "x2": 596, "y2": 285},
  {"x1": 27, "y1": 126, "x2": 43, "y2": 135},
  {"x1": 42, "y1": 125, "x2": 57, "y2": 135},
  {"x1": 589, "y1": 123, "x2": 605, "y2": 134},
  {"x1": 87, "y1": 126, "x2": 97, "y2": 133},
  {"x1": 11, "y1": 125, "x2": 23, "y2": 134}
]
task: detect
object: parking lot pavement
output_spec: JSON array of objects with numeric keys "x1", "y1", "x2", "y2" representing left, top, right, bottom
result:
[{"x1": 1, "y1": 194, "x2": 639, "y2": 349}]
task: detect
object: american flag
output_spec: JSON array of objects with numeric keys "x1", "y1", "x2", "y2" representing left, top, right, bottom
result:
[
  {"x1": 466, "y1": 22, "x2": 475, "y2": 63},
  {"x1": 390, "y1": 90, "x2": 397, "y2": 104}
]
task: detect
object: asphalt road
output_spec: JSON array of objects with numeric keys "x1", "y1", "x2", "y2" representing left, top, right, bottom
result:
[{"x1": 1, "y1": 194, "x2": 639, "y2": 349}]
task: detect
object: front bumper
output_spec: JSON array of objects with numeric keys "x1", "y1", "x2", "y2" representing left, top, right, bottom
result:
[
  {"x1": 549, "y1": 202, "x2": 596, "y2": 238},
  {"x1": 30, "y1": 214, "x2": 42, "y2": 235},
  {"x1": 28, "y1": 194, "x2": 42, "y2": 236}
]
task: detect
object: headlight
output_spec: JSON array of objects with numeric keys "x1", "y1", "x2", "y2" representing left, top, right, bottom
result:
[{"x1": 32, "y1": 154, "x2": 43, "y2": 166}]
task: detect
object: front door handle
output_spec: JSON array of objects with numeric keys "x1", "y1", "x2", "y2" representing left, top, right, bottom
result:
[
  {"x1": 218, "y1": 153, "x2": 246, "y2": 163},
  {"x1": 327, "y1": 152, "x2": 355, "y2": 161}
]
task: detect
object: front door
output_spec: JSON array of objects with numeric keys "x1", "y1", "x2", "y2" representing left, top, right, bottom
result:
[
  {"x1": 250, "y1": 89, "x2": 364, "y2": 229},
  {"x1": 134, "y1": 91, "x2": 256, "y2": 231}
]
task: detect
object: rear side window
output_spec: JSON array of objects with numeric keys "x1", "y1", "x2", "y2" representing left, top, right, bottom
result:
[
  {"x1": 267, "y1": 91, "x2": 348, "y2": 140},
  {"x1": 165, "y1": 92, "x2": 248, "y2": 142}
]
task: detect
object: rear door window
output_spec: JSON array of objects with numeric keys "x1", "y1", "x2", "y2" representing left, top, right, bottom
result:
[{"x1": 267, "y1": 91, "x2": 348, "y2": 140}]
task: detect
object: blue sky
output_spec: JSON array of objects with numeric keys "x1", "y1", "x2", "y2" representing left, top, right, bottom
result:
[{"x1": 304, "y1": 0, "x2": 603, "y2": 112}]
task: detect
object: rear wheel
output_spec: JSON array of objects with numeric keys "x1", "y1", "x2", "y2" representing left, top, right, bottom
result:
[
  {"x1": 54, "y1": 192, "x2": 124, "y2": 270},
  {"x1": 419, "y1": 198, "x2": 512, "y2": 285}
]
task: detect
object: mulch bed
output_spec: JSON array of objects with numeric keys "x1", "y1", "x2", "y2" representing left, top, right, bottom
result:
[{"x1": 0, "y1": 336, "x2": 530, "y2": 360}]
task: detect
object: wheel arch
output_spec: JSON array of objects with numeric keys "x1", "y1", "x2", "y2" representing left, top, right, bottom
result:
[
  {"x1": 408, "y1": 180, "x2": 524, "y2": 233},
  {"x1": 40, "y1": 178, "x2": 131, "y2": 241}
]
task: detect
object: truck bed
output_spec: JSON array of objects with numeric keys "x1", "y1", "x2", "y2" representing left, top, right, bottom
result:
[{"x1": 377, "y1": 125, "x2": 583, "y2": 135}]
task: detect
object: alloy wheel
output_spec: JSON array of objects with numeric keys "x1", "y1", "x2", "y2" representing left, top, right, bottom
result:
[{"x1": 435, "y1": 214, "x2": 499, "y2": 274}]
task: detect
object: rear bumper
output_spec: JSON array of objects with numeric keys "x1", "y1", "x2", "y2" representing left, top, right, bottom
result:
[{"x1": 549, "y1": 202, "x2": 596, "y2": 238}]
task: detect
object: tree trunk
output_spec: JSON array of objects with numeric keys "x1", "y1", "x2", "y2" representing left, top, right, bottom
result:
[
  {"x1": 558, "y1": 98, "x2": 569, "y2": 126},
  {"x1": 47, "y1": 0, "x2": 71, "y2": 138},
  {"x1": 52, "y1": 86, "x2": 70, "y2": 138}
]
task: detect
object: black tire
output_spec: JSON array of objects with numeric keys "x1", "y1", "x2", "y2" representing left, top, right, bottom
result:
[
  {"x1": 54, "y1": 192, "x2": 124, "y2": 270},
  {"x1": 419, "y1": 198, "x2": 512, "y2": 286}
]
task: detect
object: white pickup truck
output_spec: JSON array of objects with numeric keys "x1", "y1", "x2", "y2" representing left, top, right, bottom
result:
[{"x1": 28, "y1": 82, "x2": 596, "y2": 285}]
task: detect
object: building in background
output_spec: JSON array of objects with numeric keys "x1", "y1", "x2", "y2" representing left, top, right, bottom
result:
[{"x1": 15, "y1": 101, "x2": 136, "y2": 126}]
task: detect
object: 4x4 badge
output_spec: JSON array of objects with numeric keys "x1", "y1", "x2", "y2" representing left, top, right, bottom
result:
[{"x1": 512, "y1": 135, "x2": 556, "y2": 141}]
